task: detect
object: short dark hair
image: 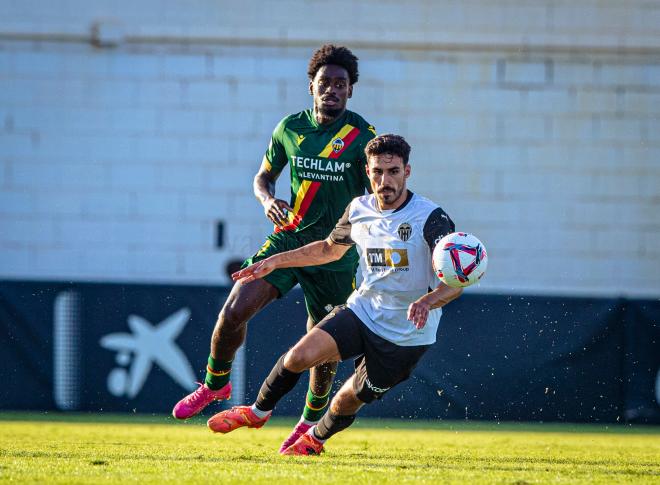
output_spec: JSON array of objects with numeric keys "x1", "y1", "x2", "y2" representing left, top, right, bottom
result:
[
  {"x1": 308, "y1": 44, "x2": 359, "y2": 85},
  {"x1": 365, "y1": 134, "x2": 411, "y2": 165}
]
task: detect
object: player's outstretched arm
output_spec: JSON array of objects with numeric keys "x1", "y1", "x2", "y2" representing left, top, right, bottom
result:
[
  {"x1": 232, "y1": 239, "x2": 350, "y2": 284},
  {"x1": 253, "y1": 162, "x2": 293, "y2": 227},
  {"x1": 407, "y1": 284, "x2": 463, "y2": 329}
]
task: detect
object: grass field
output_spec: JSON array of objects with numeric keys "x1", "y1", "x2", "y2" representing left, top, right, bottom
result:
[{"x1": 1, "y1": 413, "x2": 658, "y2": 484}]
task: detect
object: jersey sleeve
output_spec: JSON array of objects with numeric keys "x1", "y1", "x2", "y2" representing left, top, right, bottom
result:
[
  {"x1": 423, "y1": 207, "x2": 455, "y2": 253},
  {"x1": 329, "y1": 202, "x2": 355, "y2": 246},
  {"x1": 263, "y1": 118, "x2": 288, "y2": 174}
]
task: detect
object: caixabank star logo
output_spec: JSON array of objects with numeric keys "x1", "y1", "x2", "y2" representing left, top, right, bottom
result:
[{"x1": 366, "y1": 248, "x2": 409, "y2": 272}]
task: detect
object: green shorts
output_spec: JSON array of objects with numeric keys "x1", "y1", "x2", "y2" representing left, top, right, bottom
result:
[{"x1": 243, "y1": 231, "x2": 358, "y2": 324}]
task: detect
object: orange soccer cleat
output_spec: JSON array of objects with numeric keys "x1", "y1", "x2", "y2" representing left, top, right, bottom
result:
[
  {"x1": 279, "y1": 421, "x2": 312, "y2": 454},
  {"x1": 207, "y1": 405, "x2": 270, "y2": 434},
  {"x1": 281, "y1": 430, "x2": 325, "y2": 456}
]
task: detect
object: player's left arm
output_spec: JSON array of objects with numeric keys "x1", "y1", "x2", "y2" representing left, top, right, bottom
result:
[
  {"x1": 408, "y1": 206, "x2": 458, "y2": 329},
  {"x1": 408, "y1": 284, "x2": 463, "y2": 329}
]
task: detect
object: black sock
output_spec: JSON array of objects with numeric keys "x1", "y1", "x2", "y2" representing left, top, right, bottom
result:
[
  {"x1": 254, "y1": 354, "x2": 302, "y2": 412},
  {"x1": 314, "y1": 411, "x2": 356, "y2": 440}
]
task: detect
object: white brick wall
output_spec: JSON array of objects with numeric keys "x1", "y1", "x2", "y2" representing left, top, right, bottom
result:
[{"x1": 0, "y1": 0, "x2": 659, "y2": 297}]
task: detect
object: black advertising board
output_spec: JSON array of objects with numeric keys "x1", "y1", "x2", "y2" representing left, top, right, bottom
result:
[{"x1": 1, "y1": 281, "x2": 658, "y2": 423}]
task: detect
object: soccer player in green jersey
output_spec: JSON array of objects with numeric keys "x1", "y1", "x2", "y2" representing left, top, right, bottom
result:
[{"x1": 172, "y1": 44, "x2": 376, "y2": 452}]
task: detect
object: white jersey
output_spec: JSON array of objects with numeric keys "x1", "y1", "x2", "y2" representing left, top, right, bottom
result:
[{"x1": 330, "y1": 191, "x2": 454, "y2": 346}]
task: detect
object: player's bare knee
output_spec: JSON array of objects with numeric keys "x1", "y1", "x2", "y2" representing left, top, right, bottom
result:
[
  {"x1": 218, "y1": 303, "x2": 249, "y2": 331},
  {"x1": 283, "y1": 346, "x2": 314, "y2": 373}
]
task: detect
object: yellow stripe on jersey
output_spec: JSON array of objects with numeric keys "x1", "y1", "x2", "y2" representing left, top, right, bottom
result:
[
  {"x1": 287, "y1": 179, "x2": 314, "y2": 224},
  {"x1": 318, "y1": 124, "x2": 355, "y2": 158}
]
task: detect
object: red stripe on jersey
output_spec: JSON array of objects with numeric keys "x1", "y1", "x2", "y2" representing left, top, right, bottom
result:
[{"x1": 275, "y1": 181, "x2": 322, "y2": 233}]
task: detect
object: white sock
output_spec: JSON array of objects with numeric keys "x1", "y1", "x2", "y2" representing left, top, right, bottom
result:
[
  {"x1": 251, "y1": 405, "x2": 272, "y2": 419},
  {"x1": 300, "y1": 416, "x2": 318, "y2": 426},
  {"x1": 308, "y1": 425, "x2": 327, "y2": 444}
]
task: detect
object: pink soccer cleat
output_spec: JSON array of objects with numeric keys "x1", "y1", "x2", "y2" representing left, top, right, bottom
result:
[
  {"x1": 279, "y1": 421, "x2": 312, "y2": 454},
  {"x1": 207, "y1": 405, "x2": 270, "y2": 434},
  {"x1": 172, "y1": 382, "x2": 232, "y2": 420},
  {"x1": 281, "y1": 430, "x2": 325, "y2": 456}
]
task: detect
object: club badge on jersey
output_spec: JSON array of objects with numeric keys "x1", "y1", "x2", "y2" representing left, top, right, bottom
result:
[{"x1": 397, "y1": 223, "x2": 412, "y2": 241}]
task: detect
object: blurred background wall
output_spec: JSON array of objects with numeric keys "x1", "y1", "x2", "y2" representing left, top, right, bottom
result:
[
  {"x1": 0, "y1": 1, "x2": 658, "y2": 421},
  {"x1": 1, "y1": 0, "x2": 658, "y2": 296}
]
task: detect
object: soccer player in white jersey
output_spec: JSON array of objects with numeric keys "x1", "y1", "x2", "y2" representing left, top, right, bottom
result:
[{"x1": 208, "y1": 134, "x2": 463, "y2": 455}]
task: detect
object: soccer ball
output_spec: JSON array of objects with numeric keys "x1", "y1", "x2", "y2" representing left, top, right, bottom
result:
[{"x1": 432, "y1": 232, "x2": 488, "y2": 288}]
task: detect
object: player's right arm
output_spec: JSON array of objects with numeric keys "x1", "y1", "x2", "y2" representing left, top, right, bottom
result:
[
  {"x1": 232, "y1": 238, "x2": 350, "y2": 284},
  {"x1": 253, "y1": 158, "x2": 292, "y2": 227},
  {"x1": 254, "y1": 120, "x2": 293, "y2": 227},
  {"x1": 232, "y1": 201, "x2": 355, "y2": 284}
]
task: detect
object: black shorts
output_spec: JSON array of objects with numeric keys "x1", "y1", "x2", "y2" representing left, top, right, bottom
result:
[{"x1": 317, "y1": 306, "x2": 430, "y2": 403}]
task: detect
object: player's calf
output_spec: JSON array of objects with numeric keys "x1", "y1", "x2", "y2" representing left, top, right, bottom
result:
[{"x1": 315, "y1": 411, "x2": 356, "y2": 440}]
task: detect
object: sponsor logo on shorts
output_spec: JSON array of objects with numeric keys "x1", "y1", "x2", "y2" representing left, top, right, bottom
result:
[
  {"x1": 365, "y1": 378, "x2": 390, "y2": 394},
  {"x1": 366, "y1": 248, "x2": 409, "y2": 272}
]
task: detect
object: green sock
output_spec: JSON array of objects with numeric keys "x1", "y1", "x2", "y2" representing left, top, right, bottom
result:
[
  {"x1": 204, "y1": 355, "x2": 232, "y2": 390},
  {"x1": 302, "y1": 387, "x2": 331, "y2": 422}
]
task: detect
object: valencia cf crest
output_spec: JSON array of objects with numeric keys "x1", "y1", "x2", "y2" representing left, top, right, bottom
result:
[
  {"x1": 396, "y1": 222, "x2": 412, "y2": 242},
  {"x1": 332, "y1": 138, "x2": 344, "y2": 153},
  {"x1": 397, "y1": 223, "x2": 412, "y2": 241}
]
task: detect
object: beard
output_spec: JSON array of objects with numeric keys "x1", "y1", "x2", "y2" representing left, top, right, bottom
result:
[
  {"x1": 317, "y1": 105, "x2": 344, "y2": 118},
  {"x1": 377, "y1": 186, "x2": 404, "y2": 207}
]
